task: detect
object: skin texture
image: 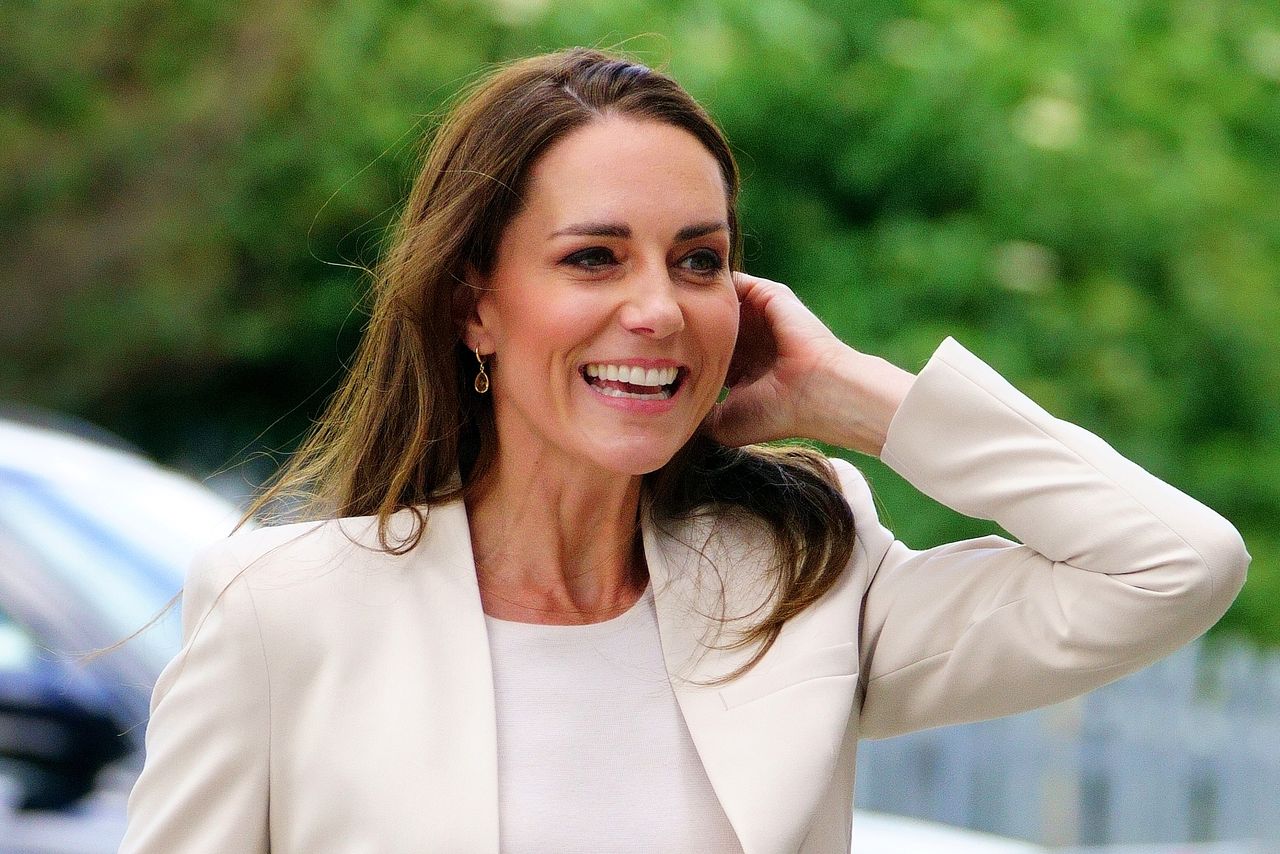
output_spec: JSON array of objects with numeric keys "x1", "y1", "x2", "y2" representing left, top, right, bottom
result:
[{"x1": 464, "y1": 115, "x2": 916, "y2": 624}]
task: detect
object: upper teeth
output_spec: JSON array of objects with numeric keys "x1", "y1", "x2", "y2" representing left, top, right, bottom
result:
[{"x1": 584, "y1": 364, "x2": 679, "y2": 386}]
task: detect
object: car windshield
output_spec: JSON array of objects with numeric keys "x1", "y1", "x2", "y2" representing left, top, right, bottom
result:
[{"x1": 0, "y1": 431, "x2": 244, "y2": 672}]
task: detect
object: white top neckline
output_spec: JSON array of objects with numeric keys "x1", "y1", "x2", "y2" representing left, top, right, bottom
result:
[
  {"x1": 483, "y1": 577, "x2": 744, "y2": 853},
  {"x1": 482, "y1": 580, "x2": 655, "y2": 636}
]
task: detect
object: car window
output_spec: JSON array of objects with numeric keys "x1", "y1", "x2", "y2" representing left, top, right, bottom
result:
[
  {"x1": 0, "y1": 470, "x2": 186, "y2": 670},
  {"x1": 34, "y1": 457, "x2": 244, "y2": 578}
]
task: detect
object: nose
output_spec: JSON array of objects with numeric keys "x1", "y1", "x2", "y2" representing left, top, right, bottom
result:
[{"x1": 618, "y1": 267, "x2": 685, "y2": 339}]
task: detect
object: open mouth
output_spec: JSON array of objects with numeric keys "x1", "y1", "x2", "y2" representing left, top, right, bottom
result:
[{"x1": 581, "y1": 363, "x2": 686, "y2": 401}]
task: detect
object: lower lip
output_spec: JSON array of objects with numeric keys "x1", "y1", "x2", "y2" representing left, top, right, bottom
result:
[{"x1": 582, "y1": 377, "x2": 681, "y2": 414}]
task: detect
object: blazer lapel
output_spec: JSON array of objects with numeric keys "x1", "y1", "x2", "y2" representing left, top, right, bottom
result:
[
  {"x1": 643, "y1": 511, "x2": 859, "y2": 854},
  {"x1": 392, "y1": 500, "x2": 502, "y2": 854}
]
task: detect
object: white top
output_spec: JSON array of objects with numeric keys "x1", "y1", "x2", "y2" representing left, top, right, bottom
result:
[{"x1": 484, "y1": 582, "x2": 744, "y2": 853}]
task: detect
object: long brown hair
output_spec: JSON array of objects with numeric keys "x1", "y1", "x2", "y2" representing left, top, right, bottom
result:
[{"x1": 132, "y1": 48, "x2": 857, "y2": 683}]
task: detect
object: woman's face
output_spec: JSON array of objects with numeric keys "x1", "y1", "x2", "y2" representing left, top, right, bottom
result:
[{"x1": 467, "y1": 114, "x2": 739, "y2": 479}]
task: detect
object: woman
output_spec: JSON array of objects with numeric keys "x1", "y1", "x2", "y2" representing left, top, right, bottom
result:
[{"x1": 120, "y1": 48, "x2": 1249, "y2": 853}]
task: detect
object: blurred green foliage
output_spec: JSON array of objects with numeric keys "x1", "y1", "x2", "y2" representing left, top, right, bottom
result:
[{"x1": 3, "y1": 0, "x2": 1278, "y2": 642}]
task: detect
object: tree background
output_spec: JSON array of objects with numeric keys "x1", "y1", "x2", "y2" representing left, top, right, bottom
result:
[{"x1": 5, "y1": 0, "x2": 1278, "y2": 644}]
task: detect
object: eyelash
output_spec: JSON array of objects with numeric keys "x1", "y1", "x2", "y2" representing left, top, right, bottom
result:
[{"x1": 562, "y1": 247, "x2": 725, "y2": 275}]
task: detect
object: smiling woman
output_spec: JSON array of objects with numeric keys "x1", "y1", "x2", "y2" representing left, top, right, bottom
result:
[{"x1": 118, "y1": 48, "x2": 1250, "y2": 854}]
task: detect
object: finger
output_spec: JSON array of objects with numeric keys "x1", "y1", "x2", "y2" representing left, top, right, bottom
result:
[
  {"x1": 726, "y1": 295, "x2": 778, "y2": 388},
  {"x1": 733, "y1": 273, "x2": 809, "y2": 329},
  {"x1": 732, "y1": 270, "x2": 785, "y2": 303}
]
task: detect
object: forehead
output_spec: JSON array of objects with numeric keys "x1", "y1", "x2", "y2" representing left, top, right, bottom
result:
[{"x1": 518, "y1": 115, "x2": 730, "y2": 230}]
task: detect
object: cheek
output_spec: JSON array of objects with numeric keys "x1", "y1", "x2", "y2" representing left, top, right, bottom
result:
[
  {"x1": 697, "y1": 290, "x2": 741, "y2": 362},
  {"x1": 484, "y1": 283, "x2": 576, "y2": 348},
  {"x1": 507, "y1": 302, "x2": 593, "y2": 356}
]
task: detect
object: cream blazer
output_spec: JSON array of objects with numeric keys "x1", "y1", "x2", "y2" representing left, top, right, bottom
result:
[{"x1": 119, "y1": 337, "x2": 1250, "y2": 854}]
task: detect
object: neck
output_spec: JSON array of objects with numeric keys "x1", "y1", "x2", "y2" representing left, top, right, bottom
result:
[{"x1": 465, "y1": 451, "x2": 649, "y2": 624}]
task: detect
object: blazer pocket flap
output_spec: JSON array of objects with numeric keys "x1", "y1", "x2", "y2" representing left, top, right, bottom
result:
[{"x1": 718, "y1": 641, "x2": 858, "y2": 710}]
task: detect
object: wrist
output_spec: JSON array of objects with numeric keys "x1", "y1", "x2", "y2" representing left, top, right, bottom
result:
[{"x1": 807, "y1": 347, "x2": 916, "y2": 456}]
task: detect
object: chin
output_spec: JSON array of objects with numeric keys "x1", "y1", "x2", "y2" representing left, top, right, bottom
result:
[
  {"x1": 598, "y1": 454, "x2": 677, "y2": 478},
  {"x1": 585, "y1": 439, "x2": 686, "y2": 478}
]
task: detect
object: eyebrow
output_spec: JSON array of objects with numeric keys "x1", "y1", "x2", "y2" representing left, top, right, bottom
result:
[{"x1": 550, "y1": 220, "x2": 729, "y2": 242}]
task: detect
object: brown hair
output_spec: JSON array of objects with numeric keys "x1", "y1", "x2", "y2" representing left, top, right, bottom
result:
[{"x1": 127, "y1": 48, "x2": 856, "y2": 683}]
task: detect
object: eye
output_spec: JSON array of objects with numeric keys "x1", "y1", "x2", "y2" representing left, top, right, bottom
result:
[
  {"x1": 563, "y1": 247, "x2": 617, "y2": 269},
  {"x1": 678, "y1": 248, "x2": 724, "y2": 275}
]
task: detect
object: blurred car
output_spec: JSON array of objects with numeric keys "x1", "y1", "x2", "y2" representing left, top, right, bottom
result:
[{"x1": 0, "y1": 411, "x2": 246, "y2": 852}]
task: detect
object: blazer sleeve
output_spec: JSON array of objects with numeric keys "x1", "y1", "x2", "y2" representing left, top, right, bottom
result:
[
  {"x1": 118, "y1": 541, "x2": 271, "y2": 853},
  {"x1": 845, "y1": 336, "x2": 1250, "y2": 740}
]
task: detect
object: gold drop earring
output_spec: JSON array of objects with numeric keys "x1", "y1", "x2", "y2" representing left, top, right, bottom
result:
[{"x1": 473, "y1": 348, "x2": 491, "y2": 394}]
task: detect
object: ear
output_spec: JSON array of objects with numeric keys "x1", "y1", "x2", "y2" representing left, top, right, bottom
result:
[{"x1": 454, "y1": 264, "x2": 497, "y2": 355}]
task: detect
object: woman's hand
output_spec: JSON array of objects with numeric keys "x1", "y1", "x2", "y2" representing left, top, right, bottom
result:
[{"x1": 702, "y1": 272, "x2": 917, "y2": 457}]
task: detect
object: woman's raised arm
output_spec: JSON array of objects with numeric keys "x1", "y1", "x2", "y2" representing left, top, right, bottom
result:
[
  {"x1": 707, "y1": 273, "x2": 1248, "y2": 739},
  {"x1": 841, "y1": 337, "x2": 1249, "y2": 738}
]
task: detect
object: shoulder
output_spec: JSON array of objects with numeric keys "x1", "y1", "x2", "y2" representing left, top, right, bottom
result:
[
  {"x1": 824, "y1": 455, "x2": 896, "y2": 569},
  {"x1": 824, "y1": 456, "x2": 878, "y2": 521},
  {"x1": 221, "y1": 514, "x2": 374, "y2": 564},
  {"x1": 825, "y1": 456, "x2": 868, "y2": 498},
  {"x1": 671, "y1": 454, "x2": 888, "y2": 572},
  {"x1": 185, "y1": 506, "x2": 443, "y2": 594},
  {"x1": 673, "y1": 455, "x2": 883, "y2": 550}
]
